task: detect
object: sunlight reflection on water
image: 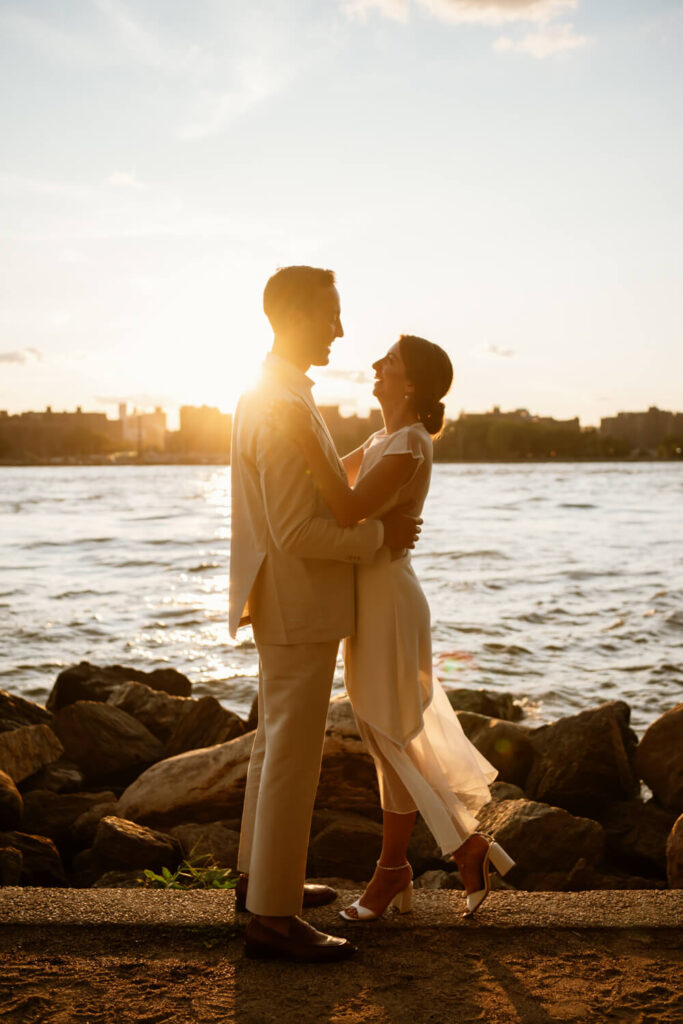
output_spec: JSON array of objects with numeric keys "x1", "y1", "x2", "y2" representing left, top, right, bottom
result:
[{"x1": 1, "y1": 462, "x2": 682, "y2": 732}]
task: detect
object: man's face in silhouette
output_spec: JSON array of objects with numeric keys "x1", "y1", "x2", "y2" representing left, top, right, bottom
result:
[{"x1": 296, "y1": 284, "x2": 344, "y2": 368}]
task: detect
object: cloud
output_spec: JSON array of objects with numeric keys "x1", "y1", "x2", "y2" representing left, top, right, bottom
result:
[
  {"x1": 343, "y1": 0, "x2": 409, "y2": 23},
  {"x1": 342, "y1": 0, "x2": 591, "y2": 56},
  {"x1": 494, "y1": 21, "x2": 590, "y2": 56},
  {"x1": 344, "y1": 0, "x2": 577, "y2": 26},
  {"x1": 106, "y1": 171, "x2": 144, "y2": 189},
  {"x1": 177, "y1": 59, "x2": 287, "y2": 140},
  {"x1": 485, "y1": 344, "x2": 516, "y2": 358},
  {"x1": 0, "y1": 348, "x2": 43, "y2": 365},
  {"x1": 320, "y1": 368, "x2": 371, "y2": 384}
]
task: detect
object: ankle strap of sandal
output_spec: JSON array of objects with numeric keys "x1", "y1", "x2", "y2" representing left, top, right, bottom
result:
[{"x1": 376, "y1": 860, "x2": 411, "y2": 871}]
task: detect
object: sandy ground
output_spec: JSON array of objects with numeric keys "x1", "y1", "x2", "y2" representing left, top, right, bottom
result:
[{"x1": 1, "y1": 890, "x2": 681, "y2": 1024}]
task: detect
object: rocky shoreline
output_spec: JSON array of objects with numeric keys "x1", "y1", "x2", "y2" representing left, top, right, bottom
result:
[{"x1": 1, "y1": 662, "x2": 681, "y2": 892}]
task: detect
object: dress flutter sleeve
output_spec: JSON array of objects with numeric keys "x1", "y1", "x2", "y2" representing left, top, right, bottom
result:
[{"x1": 379, "y1": 424, "x2": 429, "y2": 464}]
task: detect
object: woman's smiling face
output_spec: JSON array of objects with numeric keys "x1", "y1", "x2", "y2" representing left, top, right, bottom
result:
[{"x1": 372, "y1": 342, "x2": 413, "y2": 407}]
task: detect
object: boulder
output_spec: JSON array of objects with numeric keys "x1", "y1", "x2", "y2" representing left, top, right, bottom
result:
[
  {"x1": 446, "y1": 688, "x2": 523, "y2": 722},
  {"x1": 635, "y1": 704, "x2": 683, "y2": 813},
  {"x1": 116, "y1": 731, "x2": 256, "y2": 828},
  {"x1": 0, "y1": 724, "x2": 64, "y2": 783},
  {"x1": 476, "y1": 797, "x2": 605, "y2": 891},
  {"x1": 488, "y1": 781, "x2": 526, "y2": 802},
  {"x1": 0, "y1": 769, "x2": 23, "y2": 830},
  {"x1": 315, "y1": 733, "x2": 380, "y2": 820},
  {"x1": 72, "y1": 800, "x2": 119, "y2": 847},
  {"x1": 53, "y1": 702, "x2": 164, "y2": 785},
  {"x1": 246, "y1": 695, "x2": 258, "y2": 732},
  {"x1": 325, "y1": 696, "x2": 360, "y2": 739},
  {"x1": 74, "y1": 815, "x2": 182, "y2": 881},
  {"x1": 0, "y1": 690, "x2": 53, "y2": 733},
  {"x1": 0, "y1": 830, "x2": 66, "y2": 886},
  {"x1": 549, "y1": 857, "x2": 664, "y2": 892},
  {"x1": 407, "y1": 815, "x2": 451, "y2": 876},
  {"x1": 414, "y1": 869, "x2": 462, "y2": 890},
  {"x1": 47, "y1": 661, "x2": 192, "y2": 713},
  {"x1": 107, "y1": 682, "x2": 193, "y2": 742},
  {"x1": 666, "y1": 814, "x2": 683, "y2": 889},
  {"x1": 525, "y1": 701, "x2": 639, "y2": 815},
  {"x1": 595, "y1": 799, "x2": 677, "y2": 878},
  {"x1": 163, "y1": 696, "x2": 245, "y2": 757},
  {"x1": 307, "y1": 813, "x2": 383, "y2": 881},
  {"x1": 455, "y1": 712, "x2": 533, "y2": 788},
  {"x1": 167, "y1": 821, "x2": 240, "y2": 868},
  {"x1": 0, "y1": 845, "x2": 22, "y2": 885},
  {"x1": 20, "y1": 789, "x2": 116, "y2": 850},
  {"x1": 20, "y1": 758, "x2": 85, "y2": 794}
]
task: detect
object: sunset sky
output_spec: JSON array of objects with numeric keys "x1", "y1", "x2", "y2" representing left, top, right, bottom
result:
[{"x1": 1, "y1": 0, "x2": 681, "y2": 428}]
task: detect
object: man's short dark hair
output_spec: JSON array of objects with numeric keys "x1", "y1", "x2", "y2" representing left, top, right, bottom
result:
[{"x1": 263, "y1": 266, "x2": 336, "y2": 330}]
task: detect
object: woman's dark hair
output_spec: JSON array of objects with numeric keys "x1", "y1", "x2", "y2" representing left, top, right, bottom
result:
[{"x1": 398, "y1": 335, "x2": 453, "y2": 438}]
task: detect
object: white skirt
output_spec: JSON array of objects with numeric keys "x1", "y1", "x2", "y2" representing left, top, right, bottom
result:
[{"x1": 344, "y1": 550, "x2": 497, "y2": 854}]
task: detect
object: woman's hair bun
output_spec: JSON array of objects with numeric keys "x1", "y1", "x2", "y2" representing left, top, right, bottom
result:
[{"x1": 398, "y1": 336, "x2": 453, "y2": 438}]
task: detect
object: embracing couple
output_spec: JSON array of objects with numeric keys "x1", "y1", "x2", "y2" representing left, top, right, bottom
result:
[{"x1": 228, "y1": 265, "x2": 514, "y2": 963}]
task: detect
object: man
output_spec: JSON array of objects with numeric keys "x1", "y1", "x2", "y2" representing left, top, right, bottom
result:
[{"x1": 229, "y1": 266, "x2": 420, "y2": 962}]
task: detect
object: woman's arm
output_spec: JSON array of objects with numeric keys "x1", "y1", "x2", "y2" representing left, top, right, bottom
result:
[
  {"x1": 341, "y1": 445, "x2": 365, "y2": 486},
  {"x1": 298, "y1": 436, "x2": 416, "y2": 526},
  {"x1": 271, "y1": 403, "x2": 417, "y2": 527}
]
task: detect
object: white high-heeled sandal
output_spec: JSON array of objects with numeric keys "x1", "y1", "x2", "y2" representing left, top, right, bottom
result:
[
  {"x1": 463, "y1": 837, "x2": 516, "y2": 918},
  {"x1": 339, "y1": 861, "x2": 413, "y2": 921}
]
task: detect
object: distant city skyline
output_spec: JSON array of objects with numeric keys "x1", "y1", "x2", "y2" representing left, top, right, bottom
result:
[{"x1": 1, "y1": 1, "x2": 682, "y2": 426}]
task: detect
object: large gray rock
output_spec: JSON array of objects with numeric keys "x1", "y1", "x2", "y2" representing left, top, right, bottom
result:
[
  {"x1": 476, "y1": 797, "x2": 605, "y2": 891},
  {"x1": 0, "y1": 769, "x2": 23, "y2": 830},
  {"x1": 74, "y1": 815, "x2": 182, "y2": 881},
  {"x1": 0, "y1": 690, "x2": 53, "y2": 733},
  {"x1": 526, "y1": 701, "x2": 639, "y2": 815},
  {"x1": 163, "y1": 696, "x2": 245, "y2": 757},
  {"x1": 455, "y1": 711, "x2": 533, "y2": 788},
  {"x1": 446, "y1": 688, "x2": 523, "y2": 722},
  {"x1": 0, "y1": 830, "x2": 66, "y2": 886},
  {"x1": 106, "y1": 681, "x2": 193, "y2": 742},
  {"x1": 167, "y1": 821, "x2": 240, "y2": 868},
  {"x1": 666, "y1": 814, "x2": 683, "y2": 888},
  {"x1": 53, "y1": 701, "x2": 164, "y2": 784},
  {"x1": 635, "y1": 704, "x2": 683, "y2": 814},
  {"x1": 116, "y1": 731, "x2": 256, "y2": 828},
  {"x1": 0, "y1": 724, "x2": 64, "y2": 783},
  {"x1": 596, "y1": 799, "x2": 676, "y2": 879},
  {"x1": 307, "y1": 813, "x2": 383, "y2": 881},
  {"x1": 20, "y1": 789, "x2": 116, "y2": 850},
  {"x1": 47, "y1": 661, "x2": 192, "y2": 713}
]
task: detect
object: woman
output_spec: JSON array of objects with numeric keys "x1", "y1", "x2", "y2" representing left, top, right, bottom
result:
[{"x1": 273, "y1": 335, "x2": 514, "y2": 919}]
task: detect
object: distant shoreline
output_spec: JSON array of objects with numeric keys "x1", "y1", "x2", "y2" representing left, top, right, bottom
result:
[{"x1": 1, "y1": 456, "x2": 682, "y2": 468}]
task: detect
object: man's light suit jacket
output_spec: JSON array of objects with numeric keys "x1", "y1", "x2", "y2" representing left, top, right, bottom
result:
[{"x1": 229, "y1": 353, "x2": 384, "y2": 646}]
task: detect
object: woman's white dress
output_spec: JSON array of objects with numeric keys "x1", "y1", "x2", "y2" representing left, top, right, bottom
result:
[{"x1": 343, "y1": 423, "x2": 497, "y2": 854}]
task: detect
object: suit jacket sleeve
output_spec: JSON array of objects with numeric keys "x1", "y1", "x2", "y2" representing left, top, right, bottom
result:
[{"x1": 253, "y1": 415, "x2": 383, "y2": 563}]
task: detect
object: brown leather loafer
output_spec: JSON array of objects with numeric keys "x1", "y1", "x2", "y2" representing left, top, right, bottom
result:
[
  {"x1": 244, "y1": 915, "x2": 355, "y2": 963},
  {"x1": 235, "y1": 873, "x2": 338, "y2": 913}
]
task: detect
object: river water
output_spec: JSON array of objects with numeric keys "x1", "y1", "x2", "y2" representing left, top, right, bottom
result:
[{"x1": 1, "y1": 463, "x2": 681, "y2": 734}]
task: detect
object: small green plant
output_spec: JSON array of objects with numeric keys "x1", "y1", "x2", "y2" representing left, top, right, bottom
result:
[{"x1": 143, "y1": 848, "x2": 238, "y2": 891}]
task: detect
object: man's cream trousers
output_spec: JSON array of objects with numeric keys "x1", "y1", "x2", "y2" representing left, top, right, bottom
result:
[{"x1": 237, "y1": 640, "x2": 339, "y2": 916}]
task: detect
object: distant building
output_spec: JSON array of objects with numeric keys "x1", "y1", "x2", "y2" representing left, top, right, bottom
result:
[
  {"x1": 119, "y1": 403, "x2": 167, "y2": 452},
  {"x1": 0, "y1": 406, "x2": 122, "y2": 458},
  {"x1": 176, "y1": 405, "x2": 232, "y2": 457},
  {"x1": 318, "y1": 406, "x2": 383, "y2": 453},
  {"x1": 599, "y1": 407, "x2": 683, "y2": 452}
]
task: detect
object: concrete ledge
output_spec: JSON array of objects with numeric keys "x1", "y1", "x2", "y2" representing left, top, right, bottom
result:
[{"x1": 1, "y1": 887, "x2": 681, "y2": 930}]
